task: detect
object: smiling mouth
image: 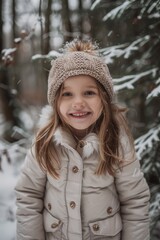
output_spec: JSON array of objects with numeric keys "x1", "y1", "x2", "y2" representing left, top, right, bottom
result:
[{"x1": 69, "y1": 112, "x2": 91, "y2": 118}]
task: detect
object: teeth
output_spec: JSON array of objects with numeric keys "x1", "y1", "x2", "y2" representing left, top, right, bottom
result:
[{"x1": 72, "y1": 112, "x2": 87, "y2": 116}]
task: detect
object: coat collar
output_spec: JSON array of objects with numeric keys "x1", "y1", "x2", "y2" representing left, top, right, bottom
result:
[
  {"x1": 38, "y1": 105, "x2": 99, "y2": 158},
  {"x1": 53, "y1": 127, "x2": 99, "y2": 158}
]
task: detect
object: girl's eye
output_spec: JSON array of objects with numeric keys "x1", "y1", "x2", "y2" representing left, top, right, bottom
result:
[
  {"x1": 62, "y1": 92, "x2": 72, "y2": 97},
  {"x1": 84, "y1": 91, "x2": 96, "y2": 96}
]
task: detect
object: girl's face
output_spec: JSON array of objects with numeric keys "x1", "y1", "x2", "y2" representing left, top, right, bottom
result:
[{"x1": 58, "y1": 75, "x2": 103, "y2": 136}]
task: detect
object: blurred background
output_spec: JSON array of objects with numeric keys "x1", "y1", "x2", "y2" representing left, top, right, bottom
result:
[{"x1": 0, "y1": 0, "x2": 160, "y2": 239}]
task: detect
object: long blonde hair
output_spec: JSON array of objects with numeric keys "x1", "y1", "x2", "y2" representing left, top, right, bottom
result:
[
  {"x1": 34, "y1": 39, "x2": 135, "y2": 177},
  {"x1": 93, "y1": 82, "x2": 135, "y2": 175}
]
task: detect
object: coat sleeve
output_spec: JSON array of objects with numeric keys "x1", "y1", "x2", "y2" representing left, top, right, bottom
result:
[
  {"x1": 15, "y1": 148, "x2": 47, "y2": 240},
  {"x1": 115, "y1": 154, "x2": 150, "y2": 240}
]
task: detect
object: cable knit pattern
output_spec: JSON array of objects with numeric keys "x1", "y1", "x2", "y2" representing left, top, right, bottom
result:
[{"x1": 47, "y1": 51, "x2": 114, "y2": 105}]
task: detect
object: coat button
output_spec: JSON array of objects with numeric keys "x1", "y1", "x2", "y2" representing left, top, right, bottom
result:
[
  {"x1": 48, "y1": 203, "x2": 52, "y2": 210},
  {"x1": 107, "y1": 206, "x2": 113, "y2": 214},
  {"x1": 70, "y1": 201, "x2": 76, "y2": 209},
  {"x1": 72, "y1": 166, "x2": 79, "y2": 173},
  {"x1": 79, "y1": 140, "x2": 86, "y2": 148},
  {"x1": 93, "y1": 224, "x2": 99, "y2": 231},
  {"x1": 51, "y1": 220, "x2": 61, "y2": 229}
]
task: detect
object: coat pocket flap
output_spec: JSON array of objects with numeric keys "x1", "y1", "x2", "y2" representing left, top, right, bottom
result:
[
  {"x1": 43, "y1": 209, "x2": 62, "y2": 232},
  {"x1": 89, "y1": 213, "x2": 122, "y2": 236}
]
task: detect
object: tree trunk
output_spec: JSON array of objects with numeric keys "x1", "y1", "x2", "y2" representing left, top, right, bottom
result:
[
  {"x1": 61, "y1": 0, "x2": 73, "y2": 42},
  {"x1": 12, "y1": 0, "x2": 17, "y2": 39},
  {"x1": 77, "y1": 0, "x2": 83, "y2": 38},
  {"x1": 0, "y1": 0, "x2": 3, "y2": 52},
  {"x1": 44, "y1": 0, "x2": 52, "y2": 54}
]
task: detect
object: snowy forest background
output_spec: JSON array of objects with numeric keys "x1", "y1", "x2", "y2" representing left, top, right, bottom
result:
[{"x1": 0, "y1": 0, "x2": 160, "y2": 239}]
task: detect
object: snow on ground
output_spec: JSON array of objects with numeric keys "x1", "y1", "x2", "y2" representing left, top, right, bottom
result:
[{"x1": 0, "y1": 141, "x2": 27, "y2": 240}]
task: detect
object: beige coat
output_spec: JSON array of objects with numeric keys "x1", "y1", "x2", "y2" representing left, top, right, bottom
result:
[{"x1": 15, "y1": 106, "x2": 150, "y2": 240}]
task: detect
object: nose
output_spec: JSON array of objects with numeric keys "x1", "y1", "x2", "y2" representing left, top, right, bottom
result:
[{"x1": 72, "y1": 96, "x2": 85, "y2": 109}]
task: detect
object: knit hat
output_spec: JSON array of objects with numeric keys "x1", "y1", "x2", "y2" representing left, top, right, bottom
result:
[{"x1": 47, "y1": 46, "x2": 114, "y2": 106}]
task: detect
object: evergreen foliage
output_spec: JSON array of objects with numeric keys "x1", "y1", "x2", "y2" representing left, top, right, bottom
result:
[{"x1": 91, "y1": 0, "x2": 160, "y2": 237}]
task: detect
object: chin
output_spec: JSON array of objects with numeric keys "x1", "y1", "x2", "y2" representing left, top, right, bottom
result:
[{"x1": 72, "y1": 125, "x2": 90, "y2": 130}]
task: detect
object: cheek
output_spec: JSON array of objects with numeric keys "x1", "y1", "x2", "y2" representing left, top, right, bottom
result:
[{"x1": 91, "y1": 99, "x2": 103, "y2": 120}]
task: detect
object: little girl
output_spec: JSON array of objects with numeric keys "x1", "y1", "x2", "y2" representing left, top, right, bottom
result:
[{"x1": 15, "y1": 39, "x2": 150, "y2": 240}]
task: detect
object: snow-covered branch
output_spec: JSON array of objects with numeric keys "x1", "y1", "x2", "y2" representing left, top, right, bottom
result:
[
  {"x1": 101, "y1": 35, "x2": 150, "y2": 63},
  {"x1": 1, "y1": 48, "x2": 17, "y2": 64},
  {"x1": 91, "y1": 0, "x2": 102, "y2": 10},
  {"x1": 32, "y1": 50, "x2": 61, "y2": 61},
  {"x1": 113, "y1": 68, "x2": 158, "y2": 91},
  {"x1": 101, "y1": 44, "x2": 128, "y2": 64},
  {"x1": 147, "y1": 78, "x2": 160, "y2": 100},
  {"x1": 103, "y1": 0, "x2": 136, "y2": 21},
  {"x1": 149, "y1": 193, "x2": 160, "y2": 218},
  {"x1": 140, "y1": 0, "x2": 160, "y2": 16},
  {"x1": 124, "y1": 35, "x2": 150, "y2": 58},
  {"x1": 102, "y1": 0, "x2": 159, "y2": 22},
  {"x1": 135, "y1": 125, "x2": 160, "y2": 160}
]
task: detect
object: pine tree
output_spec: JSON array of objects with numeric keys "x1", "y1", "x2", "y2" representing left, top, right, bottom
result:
[{"x1": 91, "y1": 0, "x2": 160, "y2": 238}]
